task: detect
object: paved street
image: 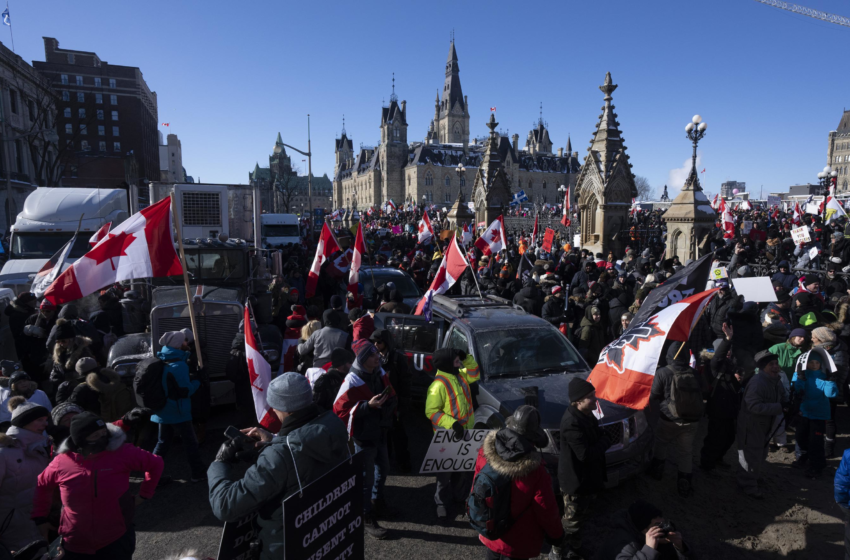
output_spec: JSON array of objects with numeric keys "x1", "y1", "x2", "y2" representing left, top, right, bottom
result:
[{"x1": 134, "y1": 402, "x2": 848, "y2": 560}]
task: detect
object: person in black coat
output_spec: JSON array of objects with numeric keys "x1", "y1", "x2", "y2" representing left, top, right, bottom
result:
[
  {"x1": 541, "y1": 287, "x2": 568, "y2": 326},
  {"x1": 370, "y1": 329, "x2": 413, "y2": 472},
  {"x1": 513, "y1": 278, "x2": 545, "y2": 316},
  {"x1": 699, "y1": 332, "x2": 742, "y2": 472},
  {"x1": 592, "y1": 500, "x2": 690, "y2": 560},
  {"x1": 771, "y1": 260, "x2": 797, "y2": 291},
  {"x1": 708, "y1": 284, "x2": 737, "y2": 340},
  {"x1": 727, "y1": 302, "x2": 764, "y2": 379},
  {"x1": 556, "y1": 378, "x2": 611, "y2": 559}
]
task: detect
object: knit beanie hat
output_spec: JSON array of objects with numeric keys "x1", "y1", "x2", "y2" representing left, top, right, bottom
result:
[
  {"x1": 813, "y1": 326, "x2": 837, "y2": 344},
  {"x1": 568, "y1": 378, "x2": 595, "y2": 403},
  {"x1": 51, "y1": 401, "x2": 83, "y2": 426},
  {"x1": 9, "y1": 397, "x2": 49, "y2": 428},
  {"x1": 266, "y1": 372, "x2": 313, "y2": 414},
  {"x1": 181, "y1": 328, "x2": 194, "y2": 344},
  {"x1": 55, "y1": 319, "x2": 76, "y2": 340},
  {"x1": 158, "y1": 331, "x2": 186, "y2": 349},
  {"x1": 70, "y1": 412, "x2": 107, "y2": 447},
  {"x1": 628, "y1": 500, "x2": 663, "y2": 532},
  {"x1": 75, "y1": 357, "x2": 99, "y2": 376},
  {"x1": 286, "y1": 305, "x2": 307, "y2": 329},
  {"x1": 352, "y1": 339, "x2": 378, "y2": 364},
  {"x1": 789, "y1": 328, "x2": 807, "y2": 340}
]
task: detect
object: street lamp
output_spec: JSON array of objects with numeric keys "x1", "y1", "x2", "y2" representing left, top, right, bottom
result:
[
  {"x1": 685, "y1": 115, "x2": 707, "y2": 181},
  {"x1": 277, "y1": 115, "x2": 314, "y2": 240},
  {"x1": 818, "y1": 165, "x2": 838, "y2": 192},
  {"x1": 455, "y1": 163, "x2": 466, "y2": 201}
]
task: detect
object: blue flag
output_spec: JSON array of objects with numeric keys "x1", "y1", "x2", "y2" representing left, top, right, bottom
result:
[
  {"x1": 2, "y1": 8, "x2": 9, "y2": 26},
  {"x1": 510, "y1": 190, "x2": 528, "y2": 206}
]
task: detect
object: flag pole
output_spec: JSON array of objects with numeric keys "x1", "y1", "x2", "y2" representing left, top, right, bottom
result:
[
  {"x1": 171, "y1": 193, "x2": 204, "y2": 369},
  {"x1": 6, "y1": 2, "x2": 13, "y2": 53}
]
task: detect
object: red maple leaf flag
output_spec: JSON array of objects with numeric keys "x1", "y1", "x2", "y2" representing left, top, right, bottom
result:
[
  {"x1": 415, "y1": 234, "x2": 469, "y2": 318},
  {"x1": 474, "y1": 215, "x2": 506, "y2": 256},
  {"x1": 244, "y1": 305, "x2": 281, "y2": 433},
  {"x1": 347, "y1": 222, "x2": 367, "y2": 307},
  {"x1": 44, "y1": 197, "x2": 183, "y2": 305},
  {"x1": 588, "y1": 288, "x2": 718, "y2": 409},
  {"x1": 561, "y1": 186, "x2": 571, "y2": 227},
  {"x1": 418, "y1": 211, "x2": 434, "y2": 244},
  {"x1": 306, "y1": 222, "x2": 341, "y2": 299},
  {"x1": 89, "y1": 221, "x2": 111, "y2": 247}
]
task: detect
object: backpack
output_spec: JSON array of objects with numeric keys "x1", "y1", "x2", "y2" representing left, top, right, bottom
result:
[
  {"x1": 467, "y1": 462, "x2": 515, "y2": 540},
  {"x1": 667, "y1": 367, "x2": 705, "y2": 422},
  {"x1": 133, "y1": 357, "x2": 186, "y2": 410}
]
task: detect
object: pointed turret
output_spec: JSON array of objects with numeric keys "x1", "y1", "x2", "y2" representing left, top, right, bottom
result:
[
  {"x1": 566, "y1": 135, "x2": 572, "y2": 154},
  {"x1": 273, "y1": 132, "x2": 286, "y2": 155},
  {"x1": 438, "y1": 40, "x2": 469, "y2": 146},
  {"x1": 440, "y1": 40, "x2": 465, "y2": 116},
  {"x1": 470, "y1": 113, "x2": 512, "y2": 225}
]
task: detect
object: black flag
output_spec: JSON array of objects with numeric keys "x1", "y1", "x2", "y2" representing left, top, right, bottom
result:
[{"x1": 631, "y1": 252, "x2": 715, "y2": 326}]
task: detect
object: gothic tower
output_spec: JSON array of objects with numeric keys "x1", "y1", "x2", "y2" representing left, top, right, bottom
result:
[
  {"x1": 438, "y1": 40, "x2": 470, "y2": 150},
  {"x1": 379, "y1": 77, "x2": 408, "y2": 205},
  {"x1": 334, "y1": 118, "x2": 353, "y2": 178}
]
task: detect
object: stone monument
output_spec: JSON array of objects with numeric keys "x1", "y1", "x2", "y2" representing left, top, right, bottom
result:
[{"x1": 471, "y1": 113, "x2": 512, "y2": 226}]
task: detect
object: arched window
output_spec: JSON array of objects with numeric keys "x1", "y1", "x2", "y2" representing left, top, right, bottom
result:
[
  {"x1": 445, "y1": 175, "x2": 451, "y2": 187},
  {"x1": 393, "y1": 126, "x2": 399, "y2": 139},
  {"x1": 453, "y1": 123, "x2": 462, "y2": 142},
  {"x1": 425, "y1": 172, "x2": 433, "y2": 186},
  {"x1": 445, "y1": 191, "x2": 451, "y2": 203}
]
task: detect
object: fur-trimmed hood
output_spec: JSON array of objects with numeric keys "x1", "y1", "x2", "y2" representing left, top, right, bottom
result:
[
  {"x1": 481, "y1": 430, "x2": 541, "y2": 479},
  {"x1": 56, "y1": 422, "x2": 125, "y2": 455},
  {"x1": 52, "y1": 336, "x2": 92, "y2": 370},
  {"x1": 86, "y1": 368, "x2": 121, "y2": 394}
]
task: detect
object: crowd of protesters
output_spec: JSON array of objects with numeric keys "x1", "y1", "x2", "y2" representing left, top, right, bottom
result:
[{"x1": 1, "y1": 199, "x2": 850, "y2": 559}]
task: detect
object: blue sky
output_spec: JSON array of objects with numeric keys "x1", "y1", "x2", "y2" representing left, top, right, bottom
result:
[{"x1": 7, "y1": 0, "x2": 850, "y2": 199}]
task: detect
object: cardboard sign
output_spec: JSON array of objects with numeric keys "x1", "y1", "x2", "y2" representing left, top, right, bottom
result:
[
  {"x1": 217, "y1": 512, "x2": 260, "y2": 560},
  {"x1": 283, "y1": 454, "x2": 364, "y2": 560},
  {"x1": 809, "y1": 246, "x2": 820, "y2": 261},
  {"x1": 710, "y1": 266, "x2": 728, "y2": 280},
  {"x1": 742, "y1": 220, "x2": 753, "y2": 235},
  {"x1": 420, "y1": 429, "x2": 489, "y2": 473},
  {"x1": 790, "y1": 226, "x2": 811, "y2": 244},
  {"x1": 542, "y1": 228, "x2": 555, "y2": 253},
  {"x1": 732, "y1": 277, "x2": 778, "y2": 303}
]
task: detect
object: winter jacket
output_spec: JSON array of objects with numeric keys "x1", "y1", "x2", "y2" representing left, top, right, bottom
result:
[
  {"x1": 86, "y1": 368, "x2": 135, "y2": 423},
  {"x1": 209, "y1": 407, "x2": 349, "y2": 560},
  {"x1": 424, "y1": 355, "x2": 480, "y2": 431},
  {"x1": 771, "y1": 271, "x2": 797, "y2": 291},
  {"x1": 381, "y1": 348, "x2": 412, "y2": 406},
  {"x1": 736, "y1": 370, "x2": 783, "y2": 450},
  {"x1": 297, "y1": 326, "x2": 349, "y2": 365},
  {"x1": 474, "y1": 430, "x2": 563, "y2": 559},
  {"x1": 333, "y1": 363, "x2": 396, "y2": 445},
  {"x1": 151, "y1": 346, "x2": 199, "y2": 425},
  {"x1": 49, "y1": 336, "x2": 94, "y2": 386},
  {"x1": 814, "y1": 340, "x2": 850, "y2": 393},
  {"x1": 578, "y1": 307, "x2": 608, "y2": 364},
  {"x1": 558, "y1": 403, "x2": 609, "y2": 496},
  {"x1": 709, "y1": 292, "x2": 737, "y2": 338},
  {"x1": 351, "y1": 315, "x2": 375, "y2": 341},
  {"x1": 32, "y1": 424, "x2": 163, "y2": 555},
  {"x1": 651, "y1": 344, "x2": 702, "y2": 423},
  {"x1": 792, "y1": 369, "x2": 838, "y2": 421},
  {"x1": 768, "y1": 341, "x2": 803, "y2": 383},
  {"x1": 835, "y1": 448, "x2": 850, "y2": 510},
  {"x1": 541, "y1": 296, "x2": 567, "y2": 326},
  {"x1": 727, "y1": 308, "x2": 765, "y2": 366},
  {"x1": 0, "y1": 427, "x2": 50, "y2": 551},
  {"x1": 704, "y1": 339, "x2": 741, "y2": 420},
  {"x1": 513, "y1": 286, "x2": 544, "y2": 316},
  {"x1": 592, "y1": 509, "x2": 690, "y2": 560},
  {"x1": 0, "y1": 385, "x2": 52, "y2": 424}
]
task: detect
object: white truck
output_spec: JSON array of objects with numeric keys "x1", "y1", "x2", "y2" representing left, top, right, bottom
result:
[
  {"x1": 260, "y1": 213, "x2": 301, "y2": 248},
  {"x1": 0, "y1": 187, "x2": 129, "y2": 292}
]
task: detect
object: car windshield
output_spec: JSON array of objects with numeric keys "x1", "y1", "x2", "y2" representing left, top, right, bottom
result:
[
  {"x1": 262, "y1": 224, "x2": 299, "y2": 237},
  {"x1": 10, "y1": 232, "x2": 93, "y2": 260},
  {"x1": 362, "y1": 272, "x2": 421, "y2": 299},
  {"x1": 475, "y1": 327, "x2": 588, "y2": 378}
]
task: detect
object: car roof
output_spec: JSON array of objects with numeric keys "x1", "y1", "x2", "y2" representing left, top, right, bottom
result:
[
  {"x1": 360, "y1": 266, "x2": 410, "y2": 277},
  {"x1": 432, "y1": 295, "x2": 550, "y2": 330}
]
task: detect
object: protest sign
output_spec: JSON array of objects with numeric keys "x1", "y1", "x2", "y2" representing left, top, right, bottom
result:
[
  {"x1": 742, "y1": 221, "x2": 753, "y2": 235},
  {"x1": 217, "y1": 512, "x2": 259, "y2": 560},
  {"x1": 420, "y1": 429, "x2": 489, "y2": 474},
  {"x1": 732, "y1": 277, "x2": 777, "y2": 303},
  {"x1": 573, "y1": 234, "x2": 581, "y2": 248},
  {"x1": 542, "y1": 228, "x2": 555, "y2": 253},
  {"x1": 808, "y1": 246, "x2": 820, "y2": 261},
  {"x1": 790, "y1": 226, "x2": 811, "y2": 244},
  {"x1": 710, "y1": 266, "x2": 728, "y2": 280},
  {"x1": 283, "y1": 454, "x2": 364, "y2": 560}
]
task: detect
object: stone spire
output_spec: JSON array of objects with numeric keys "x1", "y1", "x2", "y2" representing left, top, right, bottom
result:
[
  {"x1": 471, "y1": 113, "x2": 511, "y2": 225},
  {"x1": 273, "y1": 132, "x2": 286, "y2": 155},
  {"x1": 566, "y1": 134, "x2": 572, "y2": 154},
  {"x1": 440, "y1": 40, "x2": 464, "y2": 116},
  {"x1": 589, "y1": 72, "x2": 625, "y2": 180}
]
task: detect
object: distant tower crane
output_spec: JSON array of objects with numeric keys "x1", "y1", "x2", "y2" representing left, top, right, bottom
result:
[{"x1": 753, "y1": 0, "x2": 850, "y2": 28}]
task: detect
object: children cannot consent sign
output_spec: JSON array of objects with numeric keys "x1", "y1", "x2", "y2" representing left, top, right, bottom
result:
[{"x1": 420, "y1": 429, "x2": 490, "y2": 473}]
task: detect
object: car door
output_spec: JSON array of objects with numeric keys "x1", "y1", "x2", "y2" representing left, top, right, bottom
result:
[{"x1": 374, "y1": 312, "x2": 445, "y2": 401}]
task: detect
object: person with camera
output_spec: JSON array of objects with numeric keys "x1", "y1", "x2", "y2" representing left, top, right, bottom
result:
[
  {"x1": 425, "y1": 347, "x2": 480, "y2": 522},
  {"x1": 593, "y1": 500, "x2": 690, "y2": 560},
  {"x1": 555, "y1": 378, "x2": 611, "y2": 560},
  {"x1": 737, "y1": 350, "x2": 785, "y2": 499},
  {"x1": 209, "y1": 372, "x2": 349, "y2": 560}
]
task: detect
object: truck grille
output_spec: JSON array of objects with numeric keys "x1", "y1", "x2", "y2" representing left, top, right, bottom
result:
[
  {"x1": 602, "y1": 422, "x2": 624, "y2": 446},
  {"x1": 154, "y1": 309, "x2": 241, "y2": 379}
]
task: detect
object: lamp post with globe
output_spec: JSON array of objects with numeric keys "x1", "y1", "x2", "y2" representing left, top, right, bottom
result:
[
  {"x1": 685, "y1": 115, "x2": 707, "y2": 186},
  {"x1": 817, "y1": 166, "x2": 838, "y2": 194}
]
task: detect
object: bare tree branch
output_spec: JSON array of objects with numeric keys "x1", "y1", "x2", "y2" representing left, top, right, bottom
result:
[{"x1": 634, "y1": 175, "x2": 654, "y2": 201}]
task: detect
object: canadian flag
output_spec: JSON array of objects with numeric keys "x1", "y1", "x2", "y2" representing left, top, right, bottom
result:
[
  {"x1": 561, "y1": 186, "x2": 571, "y2": 227},
  {"x1": 418, "y1": 211, "x2": 434, "y2": 244},
  {"x1": 792, "y1": 202, "x2": 803, "y2": 226},
  {"x1": 44, "y1": 197, "x2": 183, "y2": 305},
  {"x1": 306, "y1": 222, "x2": 341, "y2": 299},
  {"x1": 244, "y1": 305, "x2": 281, "y2": 433},
  {"x1": 740, "y1": 200, "x2": 752, "y2": 211},
  {"x1": 415, "y1": 234, "x2": 469, "y2": 320},
  {"x1": 719, "y1": 199, "x2": 735, "y2": 239},
  {"x1": 474, "y1": 215, "x2": 507, "y2": 256},
  {"x1": 462, "y1": 223, "x2": 473, "y2": 246},
  {"x1": 711, "y1": 193, "x2": 719, "y2": 210},
  {"x1": 89, "y1": 222, "x2": 111, "y2": 247},
  {"x1": 347, "y1": 222, "x2": 366, "y2": 306}
]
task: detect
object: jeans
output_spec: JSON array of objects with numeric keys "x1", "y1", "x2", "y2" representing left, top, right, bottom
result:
[
  {"x1": 654, "y1": 419, "x2": 700, "y2": 474},
  {"x1": 153, "y1": 421, "x2": 206, "y2": 479},
  {"x1": 795, "y1": 416, "x2": 826, "y2": 472},
  {"x1": 63, "y1": 527, "x2": 135, "y2": 560},
  {"x1": 354, "y1": 436, "x2": 389, "y2": 514}
]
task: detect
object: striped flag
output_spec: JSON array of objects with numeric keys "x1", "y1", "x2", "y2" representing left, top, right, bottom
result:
[
  {"x1": 415, "y1": 234, "x2": 468, "y2": 320},
  {"x1": 31, "y1": 235, "x2": 76, "y2": 298}
]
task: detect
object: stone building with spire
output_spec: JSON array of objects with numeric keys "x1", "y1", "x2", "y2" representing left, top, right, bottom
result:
[
  {"x1": 333, "y1": 41, "x2": 581, "y2": 213},
  {"x1": 574, "y1": 72, "x2": 638, "y2": 257},
  {"x1": 249, "y1": 133, "x2": 333, "y2": 213}
]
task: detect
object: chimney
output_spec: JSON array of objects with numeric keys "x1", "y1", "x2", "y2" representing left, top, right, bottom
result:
[
  {"x1": 512, "y1": 134, "x2": 520, "y2": 153},
  {"x1": 558, "y1": 148, "x2": 564, "y2": 157},
  {"x1": 400, "y1": 100, "x2": 406, "y2": 116}
]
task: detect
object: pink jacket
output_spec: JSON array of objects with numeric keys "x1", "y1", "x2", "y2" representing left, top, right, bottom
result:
[{"x1": 32, "y1": 424, "x2": 163, "y2": 554}]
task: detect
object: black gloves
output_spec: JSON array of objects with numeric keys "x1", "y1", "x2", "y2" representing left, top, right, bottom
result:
[
  {"x1": 451, "y1": 421, "x2": 465, "y2": 440},
  {"x1": 215, "y1": 439, "x2": 241, "y2": 463},
  {"x1": 122, "y1": 407, "x2": 152, "y2": 427},
  {"x1": 455, "y1": 349, "x2": 467, "y2": 361}
]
